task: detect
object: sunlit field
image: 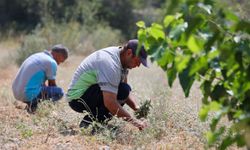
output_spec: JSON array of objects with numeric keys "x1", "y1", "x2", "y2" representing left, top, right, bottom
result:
[{"x1": 0, "y1": 41, "x2": 243, "y2": 150}]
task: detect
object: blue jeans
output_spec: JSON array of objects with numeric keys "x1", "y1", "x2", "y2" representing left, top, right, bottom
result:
[
  {"x1": 26, "y1": 86, "x2": 64, "y2": 111},
  {"x1": 39, "y1": 86, "x2": 64, "y2": 101}
]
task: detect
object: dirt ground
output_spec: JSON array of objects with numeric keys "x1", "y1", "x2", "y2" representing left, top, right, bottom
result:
[{"x1": 0, "y1": 45, "x2": 244, "y2": 150}]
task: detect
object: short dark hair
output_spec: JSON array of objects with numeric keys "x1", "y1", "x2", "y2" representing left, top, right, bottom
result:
[{"x1": 51, "y1": 44, "x2": 69, "y2": 59}]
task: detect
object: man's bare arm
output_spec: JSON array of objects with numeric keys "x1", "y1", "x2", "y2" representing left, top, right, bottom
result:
[
  {"x1": 103, "y1": 91, "x2": 146, "y2": 130},
  {"x1": 103, "y1": 91, "x2": 131, "y2": 118},
  {"x1": 48, "y1": 80, "x2": 56, "y2": 86},
  {"x1": 125, "y1": 94, "x2": 139, "y2": 111}
]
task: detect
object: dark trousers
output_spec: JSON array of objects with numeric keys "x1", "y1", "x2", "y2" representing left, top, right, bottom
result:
[{"x1": 69, "y1": 83, "x2": 131, "y2": 123}]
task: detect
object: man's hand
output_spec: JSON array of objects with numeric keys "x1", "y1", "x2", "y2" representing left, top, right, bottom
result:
[
  {"x1": 103, "y1": 91, "x2": 148, "y2": 130},
  {"x1": 134, "y1": 105, "x2": 140, "y2": 111},
  {"x1": 125, "y1": 94, "x2": 139, "y2": 111},
  {"x1": 130, "y1": 118, "x2": 148, "y2": 130}
]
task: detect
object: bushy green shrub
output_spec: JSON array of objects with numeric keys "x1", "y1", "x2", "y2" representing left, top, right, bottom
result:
[
  {"x1": 1, "y1": 0, "x2": 136, "y2": 38},
  {"x1": 14, "y1": 22, "x2": 124, "y2": 65},
  {"x1": 83, "y1": 24, "x2": 123, "y2": 52},
  {"x1": 15, "y1": 35, "x2": 48, "y2": 66},
  {"x1": 137, "y1": 1, "x2": 250, "y2": 148},
  {"x1": 35, "y1": 22, "x2": 86, "y2": 54}
]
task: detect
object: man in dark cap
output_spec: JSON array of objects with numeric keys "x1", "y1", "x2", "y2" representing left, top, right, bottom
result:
[
  {"x1": 67, "y1": 39, "x2": 148, "y2": 130},
  {"x1": 12, "y1": 44, "x2": 69, "y2": 113}
]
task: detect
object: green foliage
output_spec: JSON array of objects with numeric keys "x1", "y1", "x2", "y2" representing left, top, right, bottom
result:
[
  {"x1": 0, "y1": 0, "x2": 132, "y2": 37},
  {"x1": 16, "y1": 123, "x2": 33, "y2": 138},
  {"x1": 0, "y1": 0, "x2": 101, "y2": 31},
  {"x1": 134, "y1": 100, "x2": 152, "y2": 119},
  {"x1": 220, "y1": 0, "x2": 250, "y2": 21},
  {"x1": 0, "y1": 0, "x2": 171, "y2": 39},
  {"x1": 15, "y1": 35, "x2": 48, "y2": 66},
  {"x1": 85, "y1": 24, "x2": 123, "y2": 50},
  {"x1": 97, "y1": 0, "x2": 135, "y2": 38},
  {"x1": 36, "y1": 101, "x2": 56, "y2": 118},
  {"x1": 14, "y1": 22, "x2": 123, "y2": 65},
  {"x1": 137, "y1": 0, "x2": 250, "y2": 149},
  {"x1": 79, "y1": 94, "x2": 168, "y2": 147}
]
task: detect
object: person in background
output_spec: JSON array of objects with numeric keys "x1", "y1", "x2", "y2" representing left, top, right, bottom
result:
[
  {"x1": 67, "y1": 39, "x2": 148, "y2": 130},
  {"x1": 12, "y1": 44, "x2": 69, "y2": 113}
]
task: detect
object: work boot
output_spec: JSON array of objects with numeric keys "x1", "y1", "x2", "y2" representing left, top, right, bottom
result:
[
  {"x1": 79, "y1": 119, "x2": 91, "y2": 128},
  {"x1": 25, "y1": 101, "x2": 38, "y2": 114}
]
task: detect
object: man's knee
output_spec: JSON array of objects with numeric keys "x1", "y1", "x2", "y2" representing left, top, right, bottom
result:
[
  {"x1": 51, "y1": 87, "x2": 64, "y2": 101},
  {"x1": 58, "y1": 87, "x2": 64, "y2": 96},
  {"x1": 69, "y1": 99, "x2": 86, "y2": 113}
]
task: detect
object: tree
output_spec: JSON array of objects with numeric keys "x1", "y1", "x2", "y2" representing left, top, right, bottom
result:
[
  {"x1": 137, "y1": 0, "x2": 250, "y2": 149},
  {"x1": 97, "y1": 0, "x2": 135, "y2": 38},
  {"x1": 0, "y1": 0, "x2": 101, "y2": 32}
]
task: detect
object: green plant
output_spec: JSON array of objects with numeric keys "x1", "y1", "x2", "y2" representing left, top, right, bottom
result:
[
  {"x1": 16, "y1": 123, "x2": 33, "y2": 138},
  {"x1": 88, "y1": 24, "x2": 123, "y2": 50},
  {"x1": 137, "y1": 0, "x2": 250, "y2": 149},
  {"x1": 15, "y1": 35, "x2": 48, "y2": 66},
  {"x1": 134, "y1": 100, "x2": 152, "y2": 119},
  {"x1": 36, "y1": 100, "x2": 56, "y2": 118},
  {"x1": 14, "y1": 21, "x2": 124, "y2": 65},
  {"x1": 77, "y1": 91, "x2": 169, "y2": 148}
]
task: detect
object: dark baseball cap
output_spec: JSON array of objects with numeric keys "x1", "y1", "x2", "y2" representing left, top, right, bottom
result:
[{"x1": 127, "y1": 39, "x2": 148, "y2": 67}]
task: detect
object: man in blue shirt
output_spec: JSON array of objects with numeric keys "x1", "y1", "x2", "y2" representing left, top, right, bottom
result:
[{"x1": 12, "y1": 44, "x2": 69, "y2": 113}]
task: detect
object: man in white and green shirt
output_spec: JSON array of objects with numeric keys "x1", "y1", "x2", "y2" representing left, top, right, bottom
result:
[{"x1": 67, "y1": 39, "x2": 148, "y2": 130}]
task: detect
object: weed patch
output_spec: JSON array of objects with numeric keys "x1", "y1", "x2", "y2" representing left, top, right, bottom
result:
[{"x1": 16, "y1": 123, "x2": 33, "y2": 139}]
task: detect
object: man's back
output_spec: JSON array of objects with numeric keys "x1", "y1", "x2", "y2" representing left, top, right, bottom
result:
[
  {"x1": 67, "y1": 46, "x2": 127, "y2": 101},
  {"x1": 12, "y1": 51, "x2": 57, "y2": 101}
]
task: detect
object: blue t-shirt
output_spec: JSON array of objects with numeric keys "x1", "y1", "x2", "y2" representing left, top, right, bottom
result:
[{"x1": 12, "y1": 50, "x2": 57, "y2": 102}]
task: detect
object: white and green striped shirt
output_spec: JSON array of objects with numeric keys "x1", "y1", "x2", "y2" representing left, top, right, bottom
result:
[{"x1": 66, "y1": 46, "x2": 128, "y2": 101}]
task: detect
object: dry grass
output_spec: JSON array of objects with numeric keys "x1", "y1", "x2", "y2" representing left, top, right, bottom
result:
[
  {"x1": 0, "y1": 43, "x2": 243, "y2": 150},
  {"x1": 0, "y1": 39, "x2": 19, "y2": 69}
]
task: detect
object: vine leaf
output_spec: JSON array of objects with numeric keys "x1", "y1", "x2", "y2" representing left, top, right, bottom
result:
[{"x1": 178, "y1": 68, "x2": 195, "y2": 97}]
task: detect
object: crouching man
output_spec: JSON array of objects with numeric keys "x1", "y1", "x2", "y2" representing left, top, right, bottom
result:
[
  {"x1": 67, "y1": 39, "x2": 148, "y2": 130},
  {"x1": 12, "y1": 44, "x2": 69, "y2": 113}
]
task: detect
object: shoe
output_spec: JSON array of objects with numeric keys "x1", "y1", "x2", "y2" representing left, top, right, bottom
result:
[
  {"x1": 25, "y1": 102, "x2": 38, "y2": 114},
  {"x1": 80, "y1": 120, "x2": 101, "y2": 135},
  {"x1": 79, "y1": 120, "x2": 91, "y2": 128}
]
